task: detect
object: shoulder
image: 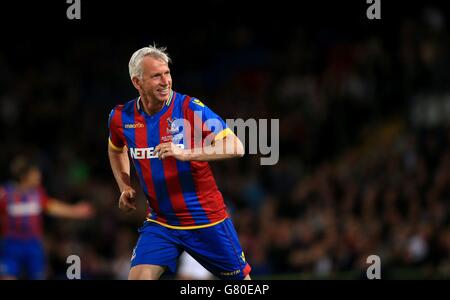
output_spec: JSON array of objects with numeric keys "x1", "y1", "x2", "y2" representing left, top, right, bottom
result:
[
  {"x1": 108, "y1": 99, "x2": 137, "y2": 124},
  {"x1": 110, "y1": 98, "x2": 136, "y2": 115},
  {"x1": 177, "y1": 92, "x2": 206, "y2": 111},
  {"x1": 36, "y1": 185, "x2": 48, "y2": 197}
]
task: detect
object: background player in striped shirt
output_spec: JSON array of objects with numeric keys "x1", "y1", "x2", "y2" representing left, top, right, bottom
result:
[
  {"x1": 108, "y1": 45, "x2": 251, "y2": 280},
  {"x1": 0, "y1": 155, "x2": 94, "y2": 279}
]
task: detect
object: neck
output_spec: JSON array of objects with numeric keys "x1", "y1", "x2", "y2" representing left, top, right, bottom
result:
[{"x1": 140, "y1": 95, "x2": 165, "y2": 115}]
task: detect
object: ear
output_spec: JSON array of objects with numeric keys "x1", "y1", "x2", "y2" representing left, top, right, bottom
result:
[{"x1": 131, "y1": 77, "x2": 142, "y2": 92}]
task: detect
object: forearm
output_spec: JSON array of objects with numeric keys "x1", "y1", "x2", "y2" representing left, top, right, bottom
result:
[
  {"x1": 46, "y1": 199, "x2": 83, "y2": 218},
  {"x1": 184, "y1": 135, "x2": 244, "y2": 161},
  {"x1": 108, "y1": 146, "x2": 131, "y2": 192}
]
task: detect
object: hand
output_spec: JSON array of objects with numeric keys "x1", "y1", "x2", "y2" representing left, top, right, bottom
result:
[
  {"x1": 119, "y1": 187, "x2": 137, "y2": 213},
  {"x1": 154, "y1": 142, "x2": 187, "y2": 161},
  {"x1": 73, "y1": 202, "x2": 95, "y2": 219}
]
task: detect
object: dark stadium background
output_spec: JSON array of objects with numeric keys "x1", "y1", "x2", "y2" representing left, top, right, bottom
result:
[{"x1": 0, "y1": 0, "x2": 449, "y2": 279}]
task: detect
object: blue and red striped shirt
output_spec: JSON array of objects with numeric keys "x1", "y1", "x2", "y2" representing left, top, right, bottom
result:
[
  {"x1": 0, "y1": 184, "x2": 48, "y2": 239},
  {"x1": 108, "y1": 91, "x2": 234, "y2": 229}
]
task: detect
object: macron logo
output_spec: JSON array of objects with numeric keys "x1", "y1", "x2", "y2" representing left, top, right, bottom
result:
[{"x1": 124, "y1": 123, "x2": 144, "y2": 129}]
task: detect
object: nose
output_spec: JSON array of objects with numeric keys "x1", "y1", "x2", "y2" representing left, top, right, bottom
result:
[{"x1": 161, "y1": 74, "x2": 170, "y2": 86}]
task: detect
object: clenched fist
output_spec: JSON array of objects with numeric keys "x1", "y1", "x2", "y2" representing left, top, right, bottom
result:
[{"x1": 119, "y1": 187, "x2": 137, "y2": 213}]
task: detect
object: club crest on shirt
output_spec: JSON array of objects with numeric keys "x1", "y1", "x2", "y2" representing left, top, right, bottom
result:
[
  {"x1": 167, "y1": 117, "x2": 179, "y2": 135},
  {"x1": 161, "y1": 117, "x2": 183, "y2": 144}
]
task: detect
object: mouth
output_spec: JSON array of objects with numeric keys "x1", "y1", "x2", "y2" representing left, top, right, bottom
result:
[{"x1": 157, "y1": 88, "x2": 170, "y2": 96}]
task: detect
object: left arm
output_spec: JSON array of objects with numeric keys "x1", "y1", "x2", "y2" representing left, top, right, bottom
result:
[
  {"x1": 46, "y1": 198, "x2": 94, "y2": 219},
  {"x1": 155, "y1": 133, "x2": 244, "y2": 162}
]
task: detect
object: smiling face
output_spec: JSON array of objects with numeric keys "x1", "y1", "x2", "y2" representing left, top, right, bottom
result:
[{"x1": 132, "y1": 55, "x2": 172, "y2": 104}]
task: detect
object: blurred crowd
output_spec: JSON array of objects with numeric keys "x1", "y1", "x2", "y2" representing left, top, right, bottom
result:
[
  {"x1": 1, "y1": 4, "x2": 449, "y2": 279},
  {"x1": 235, "y1": 122, "x2": 450, "y2": 279}
]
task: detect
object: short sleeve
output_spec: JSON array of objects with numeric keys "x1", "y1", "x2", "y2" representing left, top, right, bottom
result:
[
  {"x1": 108, "y1": 105, "x2": 125, "y2": 151},
  {"x1": 186, "y1": 98, "x2": 234, "y2": 141}
]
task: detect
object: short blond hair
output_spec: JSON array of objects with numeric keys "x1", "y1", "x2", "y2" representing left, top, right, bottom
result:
[{"x1": 128, "y1": 44, "x2": 171, "y2": 80}]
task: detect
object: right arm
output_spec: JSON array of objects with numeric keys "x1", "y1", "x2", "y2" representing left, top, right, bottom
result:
[
  {"x1": 108, "y1": 142, "x2": 131, "y2": 193},
  {"x1": 108, "y1": 106, "x2": 137, "y2": 212},
  {"x1": 108, "y1": 143, "x2": 137, "y2": 212}
]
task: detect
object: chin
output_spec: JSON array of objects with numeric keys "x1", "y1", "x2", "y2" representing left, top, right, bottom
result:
[
  {"x1": 147, "y1": 92, "x2": 167, "y2": 103},
  {"x1": 157, "y1": 95, "x2": 170, "y2": 102}
]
